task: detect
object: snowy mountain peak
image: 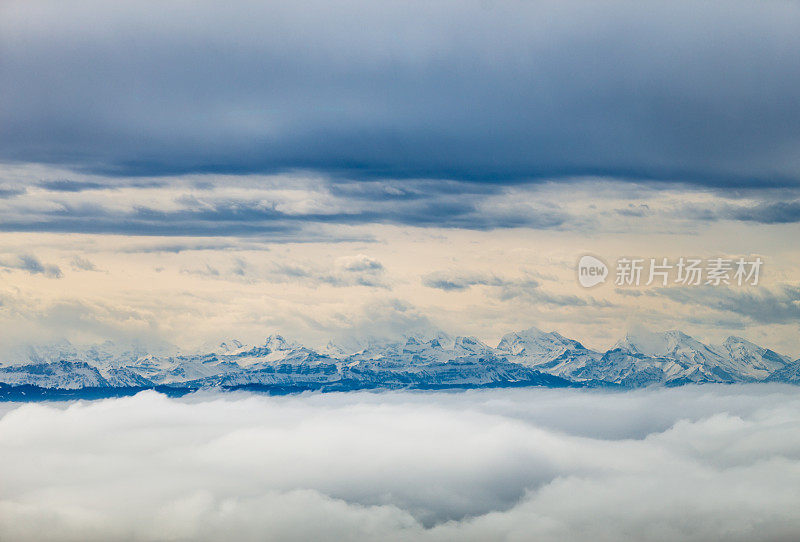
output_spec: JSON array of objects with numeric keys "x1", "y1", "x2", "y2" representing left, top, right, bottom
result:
[
  {"x1": 217, "y1": 339, "x2": 245, "y2": 353},
  {"x1": 319, "y1": 340, "x2": 351, "y2": 359},
  {"x1": 427, "y1": 332, "x2": 456, "y2": 350},
  {"x1": 723, "y1": 336, "x2": 754, "y2": 347},
  {"x1": 499, "y1": 326, "x2": 546, "y2": 341},
  {"x1": 496, "y1": 327, "x2": 586, "y2": 365},
  {"x1": 453, "y1": 336, "x2": 488, "y2": 351},
  {"x1": 716, "y1": 335, "x2": 790, "y2": 378},
  {"x1": 617, "y1": 329, "x2": 697, "y2": 357},
  {"x1": 719, "y1": 336, "x2": 783, "y2": 356},
  {"x1": 263, "y1": 334, "x2": 295, "y2": 351}
]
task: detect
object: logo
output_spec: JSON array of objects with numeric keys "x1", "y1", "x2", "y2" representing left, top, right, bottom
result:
[
  {"x1": 577, "y1": 255, "x2": 608, "y2": 288},
  {"x1": 575, "y1": 254, "x2": 762, "y2": 288}
]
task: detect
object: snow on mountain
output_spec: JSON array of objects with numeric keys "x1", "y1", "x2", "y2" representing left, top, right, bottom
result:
[
  {"x1": 155, "y1": 358, "x2": 241, "y2": 385},
  {"x1": 214, "y1": 339, "x2": 246, "y2": 354},
  {"x1": 227, "y1": 335, "x2": 336, "y2": 368},
  {"x1": 615, "y1": 330, "x2": 748, "y2": 383},
  {"x1": 617, "y1": 329, "x2": 702, "y2": 358},
  {"x1": 346, "y1": 333, "x2": 496, "y2": 367},
  {"x1": 0, "y1": 361, "x2": 108, "y2": 389},
  {"x1": 496, "y1": 327, "x2": 590, "y2": 366},
  {"x1": 187, "y1": 362, "x2": 341, "y2": 387},
  {"x1": 571, "y1": 348, "x2": 689, "y2": 386},
  {"x1": 765, "y1": 358, "x2": 800, "y2": 383},
  {"x1": 713, "y1": 336, "x2": 791, "y2": 380},
  {"x1": 341, "y1": 357, "x2": 570, "y2": 388},
  {"x1": 319, "y1": 341, "x2": 354, "y2": 360},
  {"x1": 0, "y1": 329, "x2": 797, "y2": 392},
  {"x1": 0, "y1": 340, "x2": 171, "y2": 370},
  {"x1": 102, "y1": 367, "x2": 155, "y2": 387}
]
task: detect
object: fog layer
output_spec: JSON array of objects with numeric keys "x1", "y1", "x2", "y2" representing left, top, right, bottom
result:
[{"x1": 1, "y1": 386, "x2": 800, "y2": 541}]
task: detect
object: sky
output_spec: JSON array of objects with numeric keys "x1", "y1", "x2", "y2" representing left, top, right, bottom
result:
[{"x1": 1, "y1": 0, "x2": 799, "y2": 357}]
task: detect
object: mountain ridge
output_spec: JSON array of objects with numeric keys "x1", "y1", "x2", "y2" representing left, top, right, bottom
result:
[{"x1": 1, "y1": 328, "x2": 797, "y2": 394}]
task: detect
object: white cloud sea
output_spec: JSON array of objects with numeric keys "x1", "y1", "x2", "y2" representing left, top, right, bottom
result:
[{"x1": 2, "y1": 385, "x2": 800, "y2": 541}]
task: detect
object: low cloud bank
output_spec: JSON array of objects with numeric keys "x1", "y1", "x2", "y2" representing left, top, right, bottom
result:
[{"x1": 2, "y1": 386, "x2": 800, "y2": 541}]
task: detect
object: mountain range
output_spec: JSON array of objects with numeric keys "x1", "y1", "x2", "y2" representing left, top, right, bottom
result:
[{"x1": 1, "y1": 328, "x2": 798, "y2": 397}]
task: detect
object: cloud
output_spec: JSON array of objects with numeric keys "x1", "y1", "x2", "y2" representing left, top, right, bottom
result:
[
  {"x1": 615, "y1": 288, "x2": 643, "y2": 297},
  {"x1": 339, "y1": 255, "x2": 384, "y2": 273},
  {"x1": 38, "y1": 180, "x2": 107, "y2": 192},
  {"x1": 615, "y1": 203, "x2": 651, "y2": 217},
  {"x1": 651, "y1": 285, "x2": 800, "y2": 325},
  {"x1": 673, "y1": 198, "x2": 800, "y2": 225},
  {"x1": 1, "y1": 386, "x2": 800, "y2": 541},
  {"x1": 422, "y1": 271, "x2": 611, "y2": 308},
  {"x1": 13, "y1": 166, "x2": 800, "y2": 239},
  {"x1": 325, "y1": 298, "x2": 434, "y2": 346},
  {"x1": 117, "y1": 240, "x2": 260, "y2": 253},
  {"x1": 0, "y1": 254, "x2": 62, "y2": 278},
  {"x1": 180, "y1": 263, "x2": 221, "y2": 277},
  {"x1": 70, "y1": 255, "x2": 97, "y2": 271},
  {"x1": 724, "y1": 200, "x2": 800, "y2": 224},
  {"x1": 0, "y1": 187, "x2": 25, "y2": 198},
  {"x1": 2, "y1": 1, "x2": 800, "y2": 186},
  {"x1": 270, "y1": 256, "x2": 388, "y2": 289},
  {"x1": 175, "y1": 254, "x2": 388, "y2": 288},
  {"x1": 0, "y1": 173, "x2": 570, "y2": 236},
  {"x1": 328, "y1": 180, "x2": 499, "y2": 202},
  {"x1": 421, "y1": 272, "x2": 520, "y2": 292},
  {"x1": 0, "y1": 291, "x2": 166, "y2": 353}
]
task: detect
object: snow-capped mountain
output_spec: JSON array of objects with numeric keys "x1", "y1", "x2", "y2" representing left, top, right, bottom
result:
[
  {"x1": 616, "y1": 329, "x2": 722, "y2": 363},
  {"x1": 569, "y1": 348, "x2": 681, "y2": 387},
  {"x1": 614, "y1": 330, "x2": 751, "y2": 384},
  {"x1": 713, "y1": 336, "x2": 791, "y2": 380},
  {"x1": 0, "y1": 361, "x2": 108, "y2": 389},
  {"x1": 765, "y1": 358, "x2": 800, "y2": 384},
  {"x1": 496, "y1": 327, "x2": 589, "y2": 366},
  {"x1": 335, "y1": 333, "x2": 568, "y2": 388},
  {"x1": 346, "y1": 334, "x2": 494, "y2": 365},
  {"x1": 0, "y1": 328, "x2": 797, "y2": 394}
]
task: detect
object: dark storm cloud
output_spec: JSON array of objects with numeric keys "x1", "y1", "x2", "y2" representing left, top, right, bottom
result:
[{"x1": 2, "y1": 0, "x2": 800, "y2": 186}]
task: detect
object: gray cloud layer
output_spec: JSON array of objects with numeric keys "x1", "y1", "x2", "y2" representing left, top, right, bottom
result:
[
  {"x1": 0, "y1": 173, "x2": 571, "y2": 236},
  {"x1": 421, "y1": 270, "x2": 611, "y2": 307},
  {"x1": 2, "y1": 0, "x2": 800, "y2": 186},
  {"x1": 652, "y1": 285, "x2": 800, "y2": 325},
  {"x1": 2, "y1": 386, "x2": 800, "y2": 541},
  {"x1": 0, "y1": 254, "x2": 62, "y2": 278}
]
